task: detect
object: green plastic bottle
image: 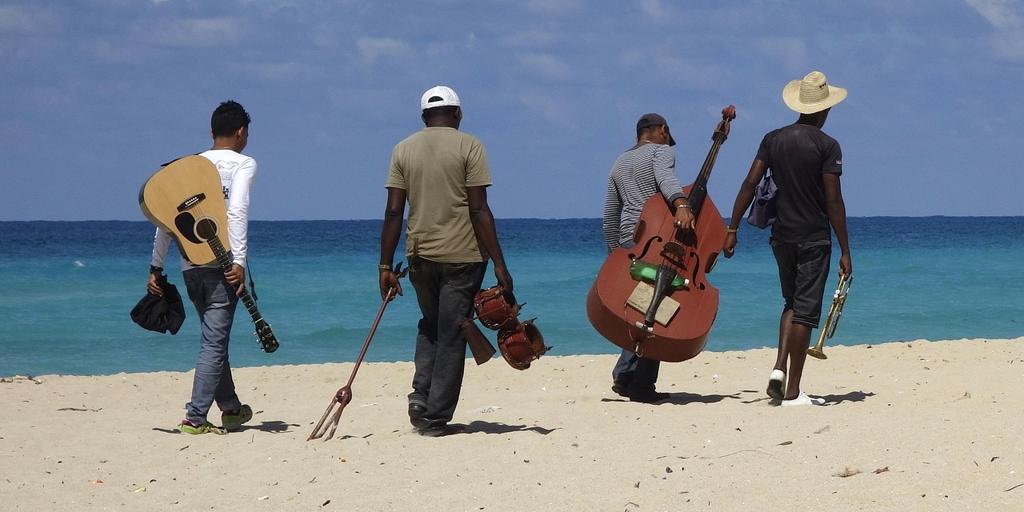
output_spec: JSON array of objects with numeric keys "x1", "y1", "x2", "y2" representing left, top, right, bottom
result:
[{"x1": 629, "y1": 261, "x2": 688, "y2": 289}]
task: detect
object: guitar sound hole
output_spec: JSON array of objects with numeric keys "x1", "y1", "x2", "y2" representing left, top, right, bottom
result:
[{"x1": 195, "y1": 218, "x2": 218, "y2": 241}]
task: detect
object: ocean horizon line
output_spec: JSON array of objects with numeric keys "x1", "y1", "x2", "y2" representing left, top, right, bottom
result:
[{"x1": 2, "y1": 214, "x2": 1023, "y2": 223}]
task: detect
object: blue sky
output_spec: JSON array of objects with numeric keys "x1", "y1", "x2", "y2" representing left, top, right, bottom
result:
[{"x1": 1, "y1": 0, "x2": 1021, "y2": 220}]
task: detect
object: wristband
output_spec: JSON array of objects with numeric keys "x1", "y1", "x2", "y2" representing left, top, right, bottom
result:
[
  {"x1": 378, "y1": 264, "x2": 392, "y2": 272},
  {"x1": 149, "y1": 265, "x2": 163, "y2": 275},
  {"x1": 725, "y1": 226, "x2": 738, "y2": 233}
]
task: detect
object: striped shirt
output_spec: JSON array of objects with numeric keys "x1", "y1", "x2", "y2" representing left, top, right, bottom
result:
[{"x1": 602, "y1": 143, "x2": 685, "y2": 251}]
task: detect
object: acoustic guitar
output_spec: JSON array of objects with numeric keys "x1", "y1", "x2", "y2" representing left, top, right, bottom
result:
[{"x1": 139, "y1": 155, "x2": 279, "y2": 353}]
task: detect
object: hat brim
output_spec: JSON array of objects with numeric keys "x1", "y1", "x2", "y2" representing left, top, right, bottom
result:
[{"x1": 782, "y1": 80, "x2": 847, "y2": 114}]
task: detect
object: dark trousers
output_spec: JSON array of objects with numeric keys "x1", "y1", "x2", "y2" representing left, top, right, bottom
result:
[
  {"x1": 612, "y1": 350, "x2": 661, "y2": 393},
  {"x1": 610, "y1": 240, "x2": 660, "y2": 393},
  {"x1": 407, "y1": 258, "x2": 487, "y2": 427},
  {"x1": 182, "y1": 267, "x2": 242, "y2": 424}
]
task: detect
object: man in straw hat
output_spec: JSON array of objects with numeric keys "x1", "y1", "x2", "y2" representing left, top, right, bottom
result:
[
  {"x1": 722, "y1": 71, "x2": 853, "y2": 406},
  {"x1": 379, "y1": 85, "x2": 516, "y2": 436}
]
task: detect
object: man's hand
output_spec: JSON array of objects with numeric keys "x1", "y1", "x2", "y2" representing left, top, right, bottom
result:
[
  {"x1": 673, "y1": 205, "x2": 695, "y2": 231},
  {"x1": 147, "y1": 273, "x2": 163, "y2": 296},
  {"x1": 839, "y1": 253, "x2": 853, "y2": 277},
  {"x1": 224, "y1": 263, "x2": 246, "y2": 297},
  {"x1": 494, "y1": 264, "x2": 516, "y2": 304},
  {"x1": 379, "y1": 270, "x2": 403, "y2": 302},
  {"x1": 723, "y1": 232, "x2": 737, "y2": 258}
]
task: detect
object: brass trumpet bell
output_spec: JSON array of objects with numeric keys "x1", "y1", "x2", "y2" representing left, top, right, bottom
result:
[{"x1": 807, "y1": 273, "x2": 852, "y2": 360}]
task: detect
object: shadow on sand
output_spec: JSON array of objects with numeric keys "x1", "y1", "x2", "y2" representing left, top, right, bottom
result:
[
  {"x1": 601, "y1": 392, "x2": 742, "y2": 405},
  {"x1": 459, "y1": 420, "x2": 557, "y2": 435},
  {"x1": 817, "y1": 390, "x2": 876, "y2": 406},
  {"x1": 151, "y1": 420, "x2": 298, "y2": 435}
]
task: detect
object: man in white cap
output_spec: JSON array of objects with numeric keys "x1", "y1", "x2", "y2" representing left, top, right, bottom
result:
[
  {"x1": 722, "y1": 71, "x2": 853, "y2": 406},
  {"x1": 379, "y1": 85, "x2": 515, "y2": 436}
]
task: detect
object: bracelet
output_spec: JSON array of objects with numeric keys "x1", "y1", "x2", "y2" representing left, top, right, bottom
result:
[
  {"x1": 149, "y1": 265, "x2": 163, "y2": 274},
  {"x1": 378, "y1": 264, "x2": 392, "y2": 272},
  {"x1": 677, "y1": 204, "x2": 691, "y2": 209},
  {"x1": 725, "y1": 226, "x2": 738, "y2": 233}
]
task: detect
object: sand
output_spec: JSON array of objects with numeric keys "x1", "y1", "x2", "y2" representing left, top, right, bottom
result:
[{"x1": 2, "y1": 338, "x2": 1022, "y2": 511}]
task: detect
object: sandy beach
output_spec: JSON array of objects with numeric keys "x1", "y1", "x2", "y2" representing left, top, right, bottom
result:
[{"x1": 2, "y1": 337, "x2": 1022, "y2": 511}]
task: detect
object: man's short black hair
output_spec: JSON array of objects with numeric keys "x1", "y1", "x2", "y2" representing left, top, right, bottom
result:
[
  {"x1": 211, "y1": 101, "x2": 251, "y2": 138},
  {"x1": 636, "y1": 124, "x2": 663, "y2": 139},
  {"x1": 422, "y1": 105, "x2": 459, "y2": 121}
]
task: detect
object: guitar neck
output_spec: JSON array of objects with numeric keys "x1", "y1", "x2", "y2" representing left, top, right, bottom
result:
[{"x1": 206, "y1": 236, "x2": 265, "y2": 325}]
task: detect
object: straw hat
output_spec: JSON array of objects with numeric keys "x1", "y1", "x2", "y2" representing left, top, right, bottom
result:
[{"x1": 782, "y1": 71, "x2": 847, "y2": 114}]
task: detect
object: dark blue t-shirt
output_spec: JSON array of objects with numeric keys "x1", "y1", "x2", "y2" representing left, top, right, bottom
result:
[{"x1": 756, "y1": 123, "x2": 842, "y2": 243}]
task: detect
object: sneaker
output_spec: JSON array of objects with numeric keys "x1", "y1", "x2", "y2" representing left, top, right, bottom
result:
[
  {"x1": 766, "y1": 369, "x2": 785, "y2": 400},
  {"x1": 221, "y1": 404, "x2": 253, "y2": 432},
  {"x1": 180, "y1": 420, "x2": 226, "y2": 435}
]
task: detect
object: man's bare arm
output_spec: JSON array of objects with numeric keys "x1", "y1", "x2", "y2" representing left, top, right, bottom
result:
[
  {"x1": 467, "y1": 185, "x2": 514, "y2": 300},
  {"x1": 379, "y1": 187, "x2": 406, "y2": 300}
]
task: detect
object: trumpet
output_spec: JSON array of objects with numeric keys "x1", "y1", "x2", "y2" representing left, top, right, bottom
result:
[{"x1": 807, "y1": 273, "x2": 852, "y2": 360}]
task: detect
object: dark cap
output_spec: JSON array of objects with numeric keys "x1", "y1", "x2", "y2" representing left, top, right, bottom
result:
[{"x1": 636, "y1": 113, "x2": 676, "y2": 146}]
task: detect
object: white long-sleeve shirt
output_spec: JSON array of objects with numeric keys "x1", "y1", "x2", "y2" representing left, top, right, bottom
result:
[{"x1": 150, "y1": 149, "x2": 257, "y2": 271}]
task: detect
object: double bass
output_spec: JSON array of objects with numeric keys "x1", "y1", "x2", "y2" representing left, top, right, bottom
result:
[{"x1": 587, "y1": 105, "x2": 736, "y2": 362}]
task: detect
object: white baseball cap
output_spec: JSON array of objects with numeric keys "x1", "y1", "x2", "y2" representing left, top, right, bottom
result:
[{"x1": 420, "y1": 85, "x2": 461, "y2": 111}]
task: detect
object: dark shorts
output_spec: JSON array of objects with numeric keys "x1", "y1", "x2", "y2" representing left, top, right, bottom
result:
[{"x1": 771, "y1": 239, "x2": 831, "y2": 328}]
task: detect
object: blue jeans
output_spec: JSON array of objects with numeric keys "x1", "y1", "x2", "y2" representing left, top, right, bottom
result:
[
  {"x1": 610, "y1": 241, "x2": 660, "y2": 393},
  {"x1": 407, "y1": 258, "x2": 487, "y2": 428},
  {"x1": 182, "y1": 267, "x2": 242, "y2": 424}
]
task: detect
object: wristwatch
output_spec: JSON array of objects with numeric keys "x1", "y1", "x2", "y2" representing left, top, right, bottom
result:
[{"x1": 149, "y1": 265, "x2": 163, "y2": 275}]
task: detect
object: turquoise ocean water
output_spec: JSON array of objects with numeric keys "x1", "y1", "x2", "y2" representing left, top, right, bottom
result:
[{"x1": 1, "y1": 218, "x2": 1021, "y2": 376}]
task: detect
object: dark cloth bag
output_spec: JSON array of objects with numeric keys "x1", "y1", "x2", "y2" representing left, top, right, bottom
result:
[
  {"x1": 130, "y1": 274, "x2": 186, "y2": 335},
  {"x1": 746, "y1": 169, "x2": 778, "y2": 229}
]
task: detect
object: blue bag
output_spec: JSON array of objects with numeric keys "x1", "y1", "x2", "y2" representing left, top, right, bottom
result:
[{"x1": 746, "y1": 170, "x2": 777, "y2": 229}]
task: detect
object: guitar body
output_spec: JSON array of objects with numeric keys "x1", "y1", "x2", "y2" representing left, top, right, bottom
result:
[
  {"x1": 139, "y1": 155, "x2": 229, "y2": 266},
  {"x1": 139, "y1": 155, "x2": 279, "y2": 353}
]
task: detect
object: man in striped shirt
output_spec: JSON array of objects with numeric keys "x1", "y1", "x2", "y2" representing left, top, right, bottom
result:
[{"x1": 602, "y1": 113, "x2": 694, "y2": 403}]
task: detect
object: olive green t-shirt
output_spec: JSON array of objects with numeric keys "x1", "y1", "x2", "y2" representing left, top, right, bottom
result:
[{"x1": 385, "y1": 127, "x2": 492, "y2": 263}]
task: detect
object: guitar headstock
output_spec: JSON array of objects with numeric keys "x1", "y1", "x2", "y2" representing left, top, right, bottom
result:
[{"x1": 255, "y1": 320, "x2": 279, "y2": 353}]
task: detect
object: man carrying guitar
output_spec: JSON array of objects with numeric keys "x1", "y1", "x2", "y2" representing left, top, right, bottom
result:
[{"x1": 146, "y1": 101, "x2": 256, "y2": 434}]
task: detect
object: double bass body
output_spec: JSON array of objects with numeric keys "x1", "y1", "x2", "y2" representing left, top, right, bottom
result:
[{"x1": 587, "y1": 106, "x2": 735, "y2": 363}]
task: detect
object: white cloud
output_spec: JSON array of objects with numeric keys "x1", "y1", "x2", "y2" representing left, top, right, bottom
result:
[
  {"x1": 967, "y1": 0, "x2": 1024, "y2": 29},
  {"x1": 966, "y1": 0, "x2": 1024, "y2": 60},
  {"x1": 518, "y1": 53, "x2": 571, "y2": 81},
  {"x1": 499, "y1": 28, "x2": 561, "y2": 49},
  {"x1": 526, "y1": 0, "x2": 582, "y2": 15},
  {"x1": 619, "y1": 48, "x2": 724, "y2": 91},
  {"x1": 638, "y1": 0, "x2": 680, "y2": 22},
  {"x1": 236, "y1": 61, "x2": 315, "y2": 81},
  {"x1": 356, "y1": 37, "x2": 411, "y2": 62},
  {"x1": 753, "y1": 37, "x2": 807, "y2": 71},
  {"x1": 146, "y1": 17, "x2": 244, "y2": 47},
  {"x1": 0, "y1": 5, "x2": 58, "y2": 33},
  {"x1": 518, "y1": 90, "x2": 575, "y2": 126}
]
